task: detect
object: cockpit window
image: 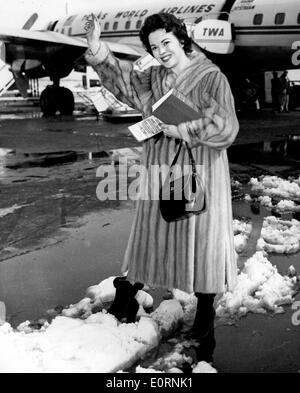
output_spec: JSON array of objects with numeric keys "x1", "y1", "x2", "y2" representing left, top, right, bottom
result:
[
  {"x1": 253, "y1": 14, "x2": 263, "y2": 25},
  {"x1": 275, "y1": 13, "x2": 285, "y2": 25}
]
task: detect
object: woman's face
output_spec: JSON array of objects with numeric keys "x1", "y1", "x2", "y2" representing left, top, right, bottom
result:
[{"x1": 148, "y1": 29, "x2": 186, "y2": 72}]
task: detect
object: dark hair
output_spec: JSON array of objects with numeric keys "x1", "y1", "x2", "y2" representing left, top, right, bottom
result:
[{"x1": 139, "y1": 13, "x2": 192, "y2": 55}]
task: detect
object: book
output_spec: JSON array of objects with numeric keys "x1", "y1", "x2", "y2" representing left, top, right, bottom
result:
[
  {"x1": 128, "y1": 89, "x2": 200, "y2": 142},
  {"x1": 152, "y1": 88, "x2": 200, "y2": 125}
]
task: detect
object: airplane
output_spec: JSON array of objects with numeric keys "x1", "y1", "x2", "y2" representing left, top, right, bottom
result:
[{"x1": 0, "y1": 0, "x2": 299, "y2": 115}]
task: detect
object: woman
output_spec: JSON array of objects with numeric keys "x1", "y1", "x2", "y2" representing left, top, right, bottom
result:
[{"x1": 85, "y1": 13, "x2": 239, "y2": 363}]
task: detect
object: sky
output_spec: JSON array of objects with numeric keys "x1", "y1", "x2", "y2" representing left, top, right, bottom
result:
[{"x1": 0, "y1": 0, "x2": 105, "y2": 29}]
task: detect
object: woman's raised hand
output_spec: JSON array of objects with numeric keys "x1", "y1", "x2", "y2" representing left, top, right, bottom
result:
[{"x1": 85, "y1": 13, "x2": 101, "y2": 56}]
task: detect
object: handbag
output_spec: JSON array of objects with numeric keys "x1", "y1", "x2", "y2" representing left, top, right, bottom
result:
[{"x1": 159, "y1": 141, "x2": 206, "y2": 222}]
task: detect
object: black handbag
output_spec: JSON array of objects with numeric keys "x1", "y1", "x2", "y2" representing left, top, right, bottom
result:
[{"x1": 159, "y1": 141, "x2": 206, "y2": 222}]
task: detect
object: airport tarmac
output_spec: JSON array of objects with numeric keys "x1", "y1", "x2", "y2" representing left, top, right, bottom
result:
[{"x1": 0, "y1": 102, "x2": 300, "y2": 373}]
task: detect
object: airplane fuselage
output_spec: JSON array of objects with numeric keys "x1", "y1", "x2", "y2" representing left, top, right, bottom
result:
[{"x1": 45, "y1": 0, "x2": 300, "y2": 72}]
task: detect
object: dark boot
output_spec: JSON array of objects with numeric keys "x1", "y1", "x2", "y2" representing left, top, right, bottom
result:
[{"x1": 191, "y1": 293, "x2": 216, "y2": 363}]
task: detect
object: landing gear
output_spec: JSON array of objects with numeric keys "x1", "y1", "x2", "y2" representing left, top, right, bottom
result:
[{"x1": 40, "y1": 85, "x2": 74, "y2": 116}]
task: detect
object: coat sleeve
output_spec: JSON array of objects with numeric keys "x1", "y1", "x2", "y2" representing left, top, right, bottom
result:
[
  {"x1": 177, "y1": 71, "x2": 239, "y2": 150},
  {"x1": 84, "y1": 42, "x2": 153, "y2": 113}
]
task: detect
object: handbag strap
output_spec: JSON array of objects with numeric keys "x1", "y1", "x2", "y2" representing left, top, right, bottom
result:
[{"x1": 170, "y1": 141, "x2": 197, "y2": 193}]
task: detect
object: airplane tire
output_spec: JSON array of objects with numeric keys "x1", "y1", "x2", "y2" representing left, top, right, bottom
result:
[
  {"x1": 40, "y1": 86, "x2": 58, "y2": 116},
  {"x1": 57, "y1": 87, "x2": 74, "y2": 115}
]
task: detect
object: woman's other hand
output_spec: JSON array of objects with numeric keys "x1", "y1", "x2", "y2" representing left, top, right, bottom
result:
[
  {"x1": 160, "y1": 124, "x2": 181, "y2": 139},
  {"x1": 160, "y1": 123, "x2": 191, "y2": 144},
  {"x1": 85, "y1": 13, "x2": 101, "y2": 55}
]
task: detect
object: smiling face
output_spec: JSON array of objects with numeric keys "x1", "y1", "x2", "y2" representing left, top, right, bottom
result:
[{"x1": 148, "y1": 28, "x2": 189, "y2": 74}]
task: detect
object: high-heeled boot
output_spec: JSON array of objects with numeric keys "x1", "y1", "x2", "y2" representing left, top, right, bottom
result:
[{"x1": 191, "y1": 293, "x2": 216, "y2": 363}]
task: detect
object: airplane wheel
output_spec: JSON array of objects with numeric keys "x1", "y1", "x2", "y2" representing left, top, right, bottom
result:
[
  {"x1": 40, "y1": 86, "x2": 58, "y2": 116},
  {"x1": 57, "y1": 87, "x2": 74, "y2": 115}
]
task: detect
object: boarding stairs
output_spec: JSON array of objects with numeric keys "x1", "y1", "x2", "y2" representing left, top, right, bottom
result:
[{"x1": 0, "y1": 62, "x2": 14, "y2": 97}]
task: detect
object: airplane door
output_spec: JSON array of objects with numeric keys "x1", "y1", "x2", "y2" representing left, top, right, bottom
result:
[{"x1": 191, "y1": 19, "x2": 235, "y2": 54}]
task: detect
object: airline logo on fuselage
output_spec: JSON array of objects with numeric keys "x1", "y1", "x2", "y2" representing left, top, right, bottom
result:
[
  {"x1": 203, "y1": 27, "x2": 224, "y2": 36},
  {"x1": 113, "y1": 4, "x2": 216, "y2": 19},
  {"x1": 159, "y1": 4, "x2": 216, "y2": 14}
]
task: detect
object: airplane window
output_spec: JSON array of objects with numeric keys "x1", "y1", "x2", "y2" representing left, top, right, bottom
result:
[
  {"x1": 136, "y1": 20, "x2": 142, "y2": 29},
  {"x1": 113, "y1": 21, "x2": 118, "y2": 30},
  {"x1": 275, "y1": 13, "x2": 285, "y2": 25},
  {"x1": 104, "y1": 22, "x2": 109, "y2": 30},
  {"x1": 298, "y1": 13, "x2": 300, "y2": 24},
  {"x1": 125, "y1": 21, "x2": 131, "y2": 30},
  {"x1": 253, "y1": 14, "x2": 263, "y2": 25}
]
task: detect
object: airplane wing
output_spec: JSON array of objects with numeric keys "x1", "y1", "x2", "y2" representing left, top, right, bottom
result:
[{"x1": 0, "y1": 27, "x2": 143, "y2": 58}]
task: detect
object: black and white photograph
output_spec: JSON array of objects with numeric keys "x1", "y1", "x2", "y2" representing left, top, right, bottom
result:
[{"x1": 0, "y1": 0, "x2": 299, "y2": 376}]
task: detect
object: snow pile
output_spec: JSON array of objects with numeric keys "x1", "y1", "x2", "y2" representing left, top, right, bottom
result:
[
  {"x1": 53, "y1": 276, "x2": 153, "y2": 319},
  {"x1": 216, "y1": 251, "x2": 297, "y2": 317},
  {"x1": 233, "y1": 218, "x2": 252, "y2": 253},
  {"x1": 0, "y1": 148, "x2": 14, "y2": 156},
  {"x1": 250, "y1": 176, "x2": 300, "y2": 201},
  {"x1": 246, "y1": 176, "x2": 300, "y2": 213},
  {"x1": 151, "y1": 300, "x2": 184, "y2": 338},
  {"x1": 148, "y1": 341, "x2": 193, "y2": 372},
  {"x1": 0, "y1": 312, "x2": 160, "y2": 373},
  {"x1": 256, "y1": 216, "x2": 300, "y2": 254},
  {"x1": 192, "y1": 361, "x2": 218, "y2": 373},
  {"x1": 172, "y1": 289, "x2": 197, "y2": 331}
]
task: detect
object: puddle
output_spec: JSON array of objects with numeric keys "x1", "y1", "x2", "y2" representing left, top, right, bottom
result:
[
  {"x1": 0, "y1": 112, "x2": 42, "y2": 120},
  {"x1": 2, "y1": 150, "x2": 111, "y2": 170},
  {"x1": 228, "y1": 136, "x2": 300, "y2": 165},
  {"x1": 0, "y1": 208, "x2": 134, "y2": 327}
]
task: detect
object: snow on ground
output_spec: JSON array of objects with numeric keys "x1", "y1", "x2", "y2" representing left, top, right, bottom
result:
[
  {"x1": 233, "y1": 218, "x2": 252, "y2": 253},
  {"x1": 249, "y1": 175, "x2": 300, "y2": 201},
  {"x1": 0, "y1": 248, "x2": 298, "y2": 372},
  {"x1": 256, "y1": 216, "x2": 300, "y2": 254},
  {"x1": 0, "y1": 204, "x2": 31, "y2": 218},
  {"x1": 248, "y1": 176, "x2": 300, "y2": 213},
  {"x1": 0, "y1": 210, "x2": 298, "y2": 372},
  {"x1": 216, "y1": 251, "x2": 297, "y2": 317},
  {"x1": 54, "y1": 276, "x2": 153, "y2": 320},
  {"x1": 173, "y1": 251, "x2": 298, "y2": 322},
  {"x1": 0, "y1": 148, "x2": 14, "y2": 156},
  {"x1": 0, "y1": 313, "x2": 159, "y2": 372}
]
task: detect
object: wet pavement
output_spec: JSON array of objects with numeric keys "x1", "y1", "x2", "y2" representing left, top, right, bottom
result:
[{"x1": 0, "y1": 101, "x2": 300, "y2": 372}]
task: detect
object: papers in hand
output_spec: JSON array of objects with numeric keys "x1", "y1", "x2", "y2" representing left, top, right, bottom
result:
[
  {"x1": 128, "y1": 88, "x2": 200, "y2": 142},
  {"x1": 128, "y1": 115, "x2": 162, "y2": 142}
]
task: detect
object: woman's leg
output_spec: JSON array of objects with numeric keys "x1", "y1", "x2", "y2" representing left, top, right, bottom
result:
[{"x1": 192, "y1": 292, "x2": 216, "y2": 363}]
